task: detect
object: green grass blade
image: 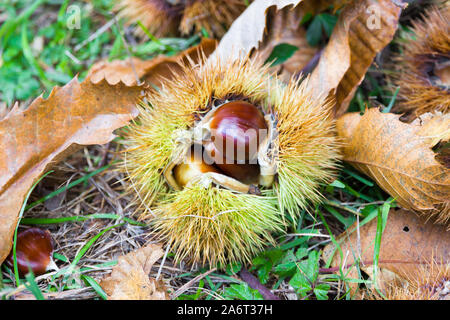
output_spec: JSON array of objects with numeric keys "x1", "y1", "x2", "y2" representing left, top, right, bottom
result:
[
  {"x1": 71, "y1": 223, "x2": 125, "y2": 269},
  {"x1": 343, "y1": 168, "x2": 374, "y2": 187},
  {"x1": 81, "y1": 274, "x2": 108, "y2": 300},
  {"x1": 382, "y1": 86, "x2": 400, "y2": 113},
  {"x1": 24, "y1": 271, "x2": 45, "y2": 300},
  {"x1": 372, "y1": 202, "x2": 390, "y2": 290},
  {"x1": 21, "y1": 22, "x2": 49, "y2": 85},
  {"x1": 20, "y1": 213, "x2": 147, "y2": 227},
  {"x1": 0, "y1": 0, "x2": 46, "y2": 48},
  {"x1": 13, "y1": 171, "x2": 53, "y2": 285}
]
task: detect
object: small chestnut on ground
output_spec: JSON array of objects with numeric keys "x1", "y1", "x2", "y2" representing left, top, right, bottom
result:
[{"x1": 5, "y1": 228, "x2": 56, "y2": 277}]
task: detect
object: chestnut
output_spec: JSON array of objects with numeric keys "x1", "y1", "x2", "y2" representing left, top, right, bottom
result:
[
  {"x1": 203, "y1": 141, "x2": 260, "y2": 185},
  {"x1": 5, "y1": 228, "x2": 56, "y2": 277},
  {"x1": 207, "y1": 101, "x2": 268, "y2": 162},
  {"x1": 201, "y1": 101, "x2": 267, "y2": 183},
  {"x1": 174, "y1": 146, "x2": 222, "y2": 188}
]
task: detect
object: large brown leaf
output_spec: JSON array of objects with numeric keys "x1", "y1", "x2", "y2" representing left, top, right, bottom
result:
[
  {"x1": 0, "y1": 77, "x2": 143, "y2": 265},
  {"x1": 337, "y1": 108, "x2": 450, "y2": 222},
  {"x1": 309, "y1": 0, "x2": 404, "y2": 117},
  {"x1": 88, "y1": 38, "x2": 217, "y2": 88},
  {"x1": 100, "y1": 244, "x2": 169, "y2": 300},
  {"x1": 322, "y1": 208, "x2": 450, "y2": 295},
  {"x1": 209, "y1": 0, "x2": 304, "y2": 62}
]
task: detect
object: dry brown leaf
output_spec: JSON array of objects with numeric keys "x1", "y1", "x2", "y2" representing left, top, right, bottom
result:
[
  {"x1": 0, "y1": 77, "x2": 143, "y2": 265},
  {"x1": 88, "y1": 38, "x2": 217, "y2": 88},
  {"x1": 88, "y1": 57, "x2": 158, "y2": 86},
  {"x1": 209, "y1": 0, "x2": 304, "y2": 62},
  {"x1": 100, "y1": 244, "x2": 169, "y2": 300},
  {"x1": 322, "y1": 208, "x2": 450, "y2": 296},
  {"x1": 337, "y1": 108, "x2": 450, "y2": 222},
  {"x1": 309, "y1": 0, "x2": 404, "y2": 117}
]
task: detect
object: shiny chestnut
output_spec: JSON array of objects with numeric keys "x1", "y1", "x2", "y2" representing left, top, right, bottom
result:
[
  {"x1": 208, "y1": 101, "x2": 267, "y2": 162},
  {"x1": 5, "y1": 228, "x2": 55, "y2": 277}
]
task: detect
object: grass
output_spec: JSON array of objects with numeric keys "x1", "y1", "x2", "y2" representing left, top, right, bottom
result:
[{"x1": 0, "y1": 0, "x2": 403, "y2": 301}]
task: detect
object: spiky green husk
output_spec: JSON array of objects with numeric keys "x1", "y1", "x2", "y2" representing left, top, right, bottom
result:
[
  {"x1": 270, "y1": 80, "x2": 339, "y2": 219},
  {"x1": 123, "y1": 56, "x2": 340, "y2": 266},
  {"x1": 153, "y1": 185, "x2": 283, "y2": 266}
]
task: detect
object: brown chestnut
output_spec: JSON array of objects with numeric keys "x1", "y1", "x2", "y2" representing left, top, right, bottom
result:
[
  {"x1": 208, "y1": 101, "x2": 267, "y2": 162},
  {"x1": 204, "y1": 142, "x2": 260, "y2": 185},
  {"x1": 5, "y1": 228, "x2": 55, "y2": 277},
  {"x1": 203, "y1": 101, "x2": 267, "y2": 184}
]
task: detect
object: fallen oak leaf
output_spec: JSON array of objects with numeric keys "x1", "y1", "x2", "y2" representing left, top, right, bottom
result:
[
  {"x1": 337, "y1": 108, "x2": 450, "y2": 223},
  {"x1": 100, "y1": 244, "x2": 169, "y2": 300},
  {"x1": 0, "y1": 76, "x2": 144, "y2": 265},
  {"x1": 322, "y1": 208, "x2": 450, "y2": 296},
  {"x1": 88, "y1": 38, "x2": 217, "y2": 88},
  {"x1": 88, "y1": 56, "x2": 159, "y2": 86}
]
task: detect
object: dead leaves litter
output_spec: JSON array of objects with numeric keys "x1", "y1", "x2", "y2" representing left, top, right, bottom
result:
[
  {"x1": 88, "y1": 38, "x2": 217, "y2": 88},
  {"x1": 100, "y1": 244, "x2": 169, "y2": 300},
  {"x1": 0, "y1": 76, "x2": 144, "y2": 265},
  {"x1": 322, "y1": 208, "x2": 450, "y2": 297},
  {"x1": 337, "y1": 108, "x2": 450, "y2": 223},
  {"x1": 211, "y1": 0, "x2": 404, "y2": 117}
]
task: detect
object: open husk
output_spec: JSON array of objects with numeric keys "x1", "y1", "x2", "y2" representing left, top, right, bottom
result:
[{"x1": 122, "y1": 56, "x2": 340, "y2": 266}]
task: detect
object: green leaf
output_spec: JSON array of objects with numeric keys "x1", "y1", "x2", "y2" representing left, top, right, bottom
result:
[
  {"x1": 255, "y1": 261, "x2": 272, "y2": 284},
  {"x1": 24, "y1": 271, "x2": 45, "y2": 300},
  {"x1": 314, "y1": 283, "x2": 330, "y2": 300},
  {"x1": 274, "y1": 250, "x2": 297, "y2": 277},
  {"x1": 265, "y1": 43, "x2": 299, "y2": 66},
  {"x1": 222, "y1": 283, "x2": 263, "y2": 300},
  {"x1": 251, "y1": 248, "x2": 284, "y2": 284},
  {"x1": 306, "y1": 13, "x2": 338, "y2": 46},
  {"x1": 319, "y1": 14, "x2": 338, "y2": 36},
  {"x1": 81, "y1": 275, "x2": 108, "y2": 300},
  {"x1": 225, "y1": 262, "x2": 242, "y2": 276},
  {"x1": 306, "y1": 16, "x2": 323, "y2": 46},
  {"x1": 329, "y1": 179, "x2": 345, "y2": 189},
  {"x1": 288, "y1": 251, "x2": 320, "y2": 297}
]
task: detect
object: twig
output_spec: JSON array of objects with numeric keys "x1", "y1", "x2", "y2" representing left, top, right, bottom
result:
[
  {"x1": 323, "y1": 200, "x2": 362, "y2": 216},
  {"x1": 239, "y1": 268, "x2": 280, "y2": 300},
  {"x1": 172, "y1": 268, "x2": 217, "y2": 299}
]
